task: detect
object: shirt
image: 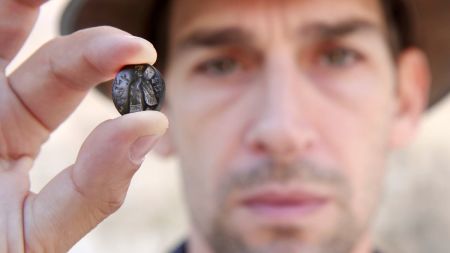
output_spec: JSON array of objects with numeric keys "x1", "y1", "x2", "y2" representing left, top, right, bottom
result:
[{"x1": 171, "y1": 242, "x2": 187, "y2": 253}]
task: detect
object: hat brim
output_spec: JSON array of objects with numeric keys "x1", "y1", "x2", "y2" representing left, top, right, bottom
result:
[{"x1": 61, "y1": 0, "x2": 450, "y2": 108}]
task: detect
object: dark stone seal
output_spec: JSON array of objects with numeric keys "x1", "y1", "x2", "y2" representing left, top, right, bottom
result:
[{"x1": 112, "y1": 64, "x2": 165, "y2": 115}]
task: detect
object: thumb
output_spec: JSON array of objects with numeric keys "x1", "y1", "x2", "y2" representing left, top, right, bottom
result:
[
  {"x1": 24, "y1": 111, "x2": 168, "y2": 252},
  {"x1": 73, "y1": 110, "x2": 168, "y2": 202}
]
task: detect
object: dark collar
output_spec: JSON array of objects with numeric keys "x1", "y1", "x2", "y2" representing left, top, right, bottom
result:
[{"x1": 171, "y1": 242, "x2": 187, "y2": 253}]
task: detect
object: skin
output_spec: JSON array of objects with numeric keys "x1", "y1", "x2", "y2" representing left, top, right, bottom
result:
[
  {"x1": 0, "y1": 0, "x2": 428, "y2": 252},
  {"x1": 159, "y1": 0, "x2": 430, "y2": 252},
  {"x1": 0, "y1": 0, "x2": 167, "y2": 252}
]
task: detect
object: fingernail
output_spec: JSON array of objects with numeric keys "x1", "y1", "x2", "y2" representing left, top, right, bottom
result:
[{"x1": 129, "y1": 135, "x2": 161, "y2": 164}]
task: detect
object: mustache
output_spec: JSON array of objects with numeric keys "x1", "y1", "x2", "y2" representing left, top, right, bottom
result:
[{"x1": 220, "y1": 159, "x2": 350, "y2": 198}]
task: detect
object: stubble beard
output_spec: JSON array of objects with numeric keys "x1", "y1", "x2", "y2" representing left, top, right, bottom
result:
[{"x1": 197, "y1": 160, "x2": 368, "y2": 253}]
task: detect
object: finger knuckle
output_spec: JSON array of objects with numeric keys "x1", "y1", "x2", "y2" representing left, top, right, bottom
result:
[{"x1": 96, "y1": 196, "x2": 126, "y2": 217}]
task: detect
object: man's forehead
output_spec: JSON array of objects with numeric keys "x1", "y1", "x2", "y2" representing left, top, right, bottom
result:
[{"x1": 169, "y1": 0, "x2": 385, "y2": 43}]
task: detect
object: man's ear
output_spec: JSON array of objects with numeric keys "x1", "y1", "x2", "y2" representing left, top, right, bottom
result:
[
  {"x1": 154, "y1": 107, "x2": 177, "y2": 156},
  {"x1": 390, "y1": 48, "x2": 430, "y2": 148}
]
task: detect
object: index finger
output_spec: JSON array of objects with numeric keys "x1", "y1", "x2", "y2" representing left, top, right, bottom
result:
[{"x1": 7, "y1": 26, "x2": 157, "y2": 131}]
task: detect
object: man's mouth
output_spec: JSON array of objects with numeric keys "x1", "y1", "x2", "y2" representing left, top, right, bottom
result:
[{"x1": 239, "y1": 186, "x2": 329, "y2": 220}]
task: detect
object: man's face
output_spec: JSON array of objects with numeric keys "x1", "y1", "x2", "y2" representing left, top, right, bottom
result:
[{"x1": 163, "y1": 0, "x2": 407, "y2": 252}]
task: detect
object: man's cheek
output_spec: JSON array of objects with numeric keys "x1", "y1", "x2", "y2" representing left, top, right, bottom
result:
[{"x1": 333, "y1": 123, "x2": 389, "y2": 229}]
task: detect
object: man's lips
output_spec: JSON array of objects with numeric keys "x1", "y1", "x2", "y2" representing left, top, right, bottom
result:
[{"x1": 239, "y1": 187, "x2": 329, "y2": 220}]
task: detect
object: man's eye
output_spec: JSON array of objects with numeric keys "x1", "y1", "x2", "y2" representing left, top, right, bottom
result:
[
  {"x1": 197, "y1": 58, "x2": 240, "y2": 76},
  {"x1": 319, "y1": 48, "x2": 362, "y2": 67}
]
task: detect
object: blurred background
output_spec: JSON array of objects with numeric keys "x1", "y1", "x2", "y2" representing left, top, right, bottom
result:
[{"x1": 8, "y1": 1, "x2": 450, "y2": 252}]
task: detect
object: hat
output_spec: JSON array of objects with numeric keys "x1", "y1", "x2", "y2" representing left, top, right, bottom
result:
[{"x1": 60, "y1": 0, "x2": 450, "y2": 107}]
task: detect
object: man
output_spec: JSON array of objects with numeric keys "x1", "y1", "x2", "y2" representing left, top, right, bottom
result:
[{"x1": 0, "y1": 0, "x2": 448, "y2": 252}]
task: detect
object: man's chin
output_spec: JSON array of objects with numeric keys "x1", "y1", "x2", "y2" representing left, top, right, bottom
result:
[
  {"x1": 208, "y1": 225, "x2": 328, "y2": 253},
  {"x1": 208, "y1": 204, "x2": 354, "y2": 253},
  {"x1": 238, "y1": 239, "x2": 315, "y2": 253}
]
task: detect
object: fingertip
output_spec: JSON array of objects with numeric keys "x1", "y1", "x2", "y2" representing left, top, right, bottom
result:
[
  {"x1": 85, "y1": 110, "x2": 168, "y2": 151},
  {"x1": 118, "y1": 110, "x2": 169, "y2": 136},
  {"x1": 87, "y1": 33, "x2": 158, "y2": 75},
  {"x1": 124, "y1": 35, "x2": 158, "y2": 65}
]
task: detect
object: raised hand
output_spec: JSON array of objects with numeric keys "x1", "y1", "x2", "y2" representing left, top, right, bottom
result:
[{"x1": 0, "y1": 0, "x2": 168, "y2": 252}]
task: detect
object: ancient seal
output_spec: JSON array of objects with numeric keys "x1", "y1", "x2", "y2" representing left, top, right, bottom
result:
[{"x1": 112, "y1": 64, "x2": 165, "y2": 115}]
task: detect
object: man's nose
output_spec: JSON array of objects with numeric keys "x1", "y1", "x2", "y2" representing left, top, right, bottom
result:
[{"x1": 244, "y1": 51, "x2": 318, "y2": 164}]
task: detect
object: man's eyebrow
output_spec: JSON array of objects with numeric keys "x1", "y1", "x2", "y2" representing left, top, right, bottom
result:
[
  {"x1": 174, "y1": 19, "x2": 381, "y2": 53},
  {"x1": 175, "y1": 27, "x2": 253, "y2": 52},
  {"x1": 299, "y1": 19, "x2": 382, "y2": 40}
]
